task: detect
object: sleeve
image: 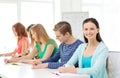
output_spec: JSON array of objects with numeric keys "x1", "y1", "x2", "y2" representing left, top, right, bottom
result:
[
  {"x1": 77, "y1": 47, "x2": 109, "y2": 76},
  {"x1": 47, "y1": 62, "x2": 66, "y2": 69},
  {"x1": 46, "y1": 39, "x2": 56, "y2": 45},
  {"x1": 42, "y1": 49, "x2": 64, "y2": 69},
  {"x1": 42, "y1": 49, "x2": 60, "y2": 63},
  {"x1": 65, "y1": 45, "x2": 82, "y2": 67}
]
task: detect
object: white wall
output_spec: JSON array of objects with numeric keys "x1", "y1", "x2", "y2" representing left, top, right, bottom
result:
[
  {"x1": 61, "y1": 0, "x2": 82, "y2": 12},
  {"x1": 60, "y1": 0, "x2": 120, "y2": 51}
]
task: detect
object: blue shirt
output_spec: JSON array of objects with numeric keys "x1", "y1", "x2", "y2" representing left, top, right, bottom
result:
[
  {"x1": 42, "y1": 39, "x2": 83, "y2": 69},
  {"x1": 82, "y1": 55, "x2": 92, "y2": 68},
  {"x1": 82, "y1": 55, "x2": 93, "y2": 78}
]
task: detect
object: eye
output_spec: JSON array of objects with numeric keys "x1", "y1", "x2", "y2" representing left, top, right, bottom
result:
[
  {"x1": 56, "y1": 36, "x2": 60, "y2": 38},
  {"x1": 84, "y1": 28, "x2": 88, "y2": 31},
  {"x1": 90, "y1": 28, "x2": 94, "y2": 30}
]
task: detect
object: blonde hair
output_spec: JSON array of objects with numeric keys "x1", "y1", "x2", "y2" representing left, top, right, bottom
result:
[{"x1": 30, "y1": 24, "x2": 50, "y2": 45}]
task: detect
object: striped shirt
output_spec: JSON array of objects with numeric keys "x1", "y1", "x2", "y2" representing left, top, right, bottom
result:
[{"x1": 42, "y1": 39, "x2": 83, "y2": 69}]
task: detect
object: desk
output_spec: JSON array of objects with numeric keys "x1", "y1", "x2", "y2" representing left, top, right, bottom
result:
[{"x1": 0, "y1": 57, "x2": 89, "y2": 78}]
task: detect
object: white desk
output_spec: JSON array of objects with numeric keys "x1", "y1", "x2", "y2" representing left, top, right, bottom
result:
[{"x1": 0, "y1": 57, "x2": 89, "y2": 78}]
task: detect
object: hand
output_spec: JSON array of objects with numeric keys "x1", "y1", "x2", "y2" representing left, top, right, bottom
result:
[
  {"x1": 19, "y1": 59, "x2": 31, "y2": 64},
  {"x1": 58, "y1": 66, "x2": 66, "y2": 73},
  {"x1": 58, "y1": 66, "x2": 77, "y2": 73},
  {"x1": 11, "y1": 54, "x2": 16, "y2": 57},
  {"x1": 0, "y1": 54, "x2": 3, "y2": 57},
  {"x1": 32, "y1": 59, "x2": 41, "y2": 66},
  {"x1": 0, "y1": 54, "x2": 5, "y2": 57},
  {"x1": 4, "y1": 59, "x2": 10, "y2": 64},
  {"x1": 32, "y1": 63, "x2": 48, "y2": 69}
]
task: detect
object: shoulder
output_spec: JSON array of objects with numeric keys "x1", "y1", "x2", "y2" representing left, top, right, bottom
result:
[
  {"x1": 20, "y1": 37, "x2": 29, "y2": 43},
  {"x1": 76, "y1": 39, "x2": 83, "y2": 43},
  {"x1": 35, "y1": 43, "x2": 40, "y2": 47},
  {"x1": 46, "y1": 39, "x2": 56, "y2": 44},
  {"x1": 76, "y1": 43, "x2": 87, "y2": 50},
  {"x1": 95, "y1": 42, "x2": 109, "y2": 55},
  {"x1": 76, "y1": 39, "x2": 83, "y2": 44},
  {"x1": 18, "y1": 37, "x2": 28, "y2": 44},
  {"x1": 22, "y1": 37, "x2": 28, "y2": 40},
  {"x1": 98, "y1": 42, "x2": 109, "y2": 51},
  {"x1": 71, "y1": 39, "x2": 83, "y2": 46}
]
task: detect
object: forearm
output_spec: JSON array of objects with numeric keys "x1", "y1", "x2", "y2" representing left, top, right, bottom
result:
[
  {"x1": 20, "y1": 55, "x2": 32, "y2": 60},
  {"x1": 9, "y1": 57, "x2": 21, "y2": 62},
  {"x1": 48, "y1": 62, "x2": 66, "y2": 69},
  {"x1": 32, "y1": 63, "x2": 48, "y2": 69},
  {"x1": 58, "y1": 66, "x2": 77, "y2": 73},
  {"x1": 4, "y1": 52, "x2": 14, "y2": 56}
]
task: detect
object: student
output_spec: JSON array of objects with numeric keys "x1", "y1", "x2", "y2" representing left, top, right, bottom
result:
[
  {"x1": 58, "y1": 18, "x2": 109, "y2": 78},
  {"x1": 27, "y1": 24, "x2": 34, "y2": 33},
  {"x1": 0, "y1": 22, "x2": 29, "y2": 57},
  {"x1": 4, "y1": 24, "x2": 58, "y2": 64},
  {"x1": 32, "y1": 21, "x2": 83, "y2": 69},
  {"x1": 24, "y1": 24, "x2": 35, "y2": 55}
]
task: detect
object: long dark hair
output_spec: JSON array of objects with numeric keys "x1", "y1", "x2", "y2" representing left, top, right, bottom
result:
[{"x1": 83, "y1": 18, "x2": 103, "y2": 43}]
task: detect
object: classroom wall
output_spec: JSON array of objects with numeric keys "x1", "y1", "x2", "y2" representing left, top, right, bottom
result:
[
  {"x1": 60, "y1": 0, "x2": 120, "y2": 51},
  {"x1": 61, "y1": 0, "x2": 82, "y2": 12}
]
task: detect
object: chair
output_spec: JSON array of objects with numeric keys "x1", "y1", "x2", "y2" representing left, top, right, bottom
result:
[{"x1": 107, "y1": 51, "x2": 120, "y2": 78}]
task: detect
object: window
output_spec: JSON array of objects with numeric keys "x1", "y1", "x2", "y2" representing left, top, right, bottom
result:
[
  {"x1": 0, "y1": 0, "x2": 60, "y2": 53},
  {"x1": 0, "y1": 3, "x2": 17, "y2": 52},
  {"x1": 21, "y1": 1, "x2": 54, "y2": 37}
]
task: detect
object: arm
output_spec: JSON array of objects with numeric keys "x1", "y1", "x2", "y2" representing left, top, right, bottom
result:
[
  {"x1": 40, "y1": 44, "x2": 54, "y2": 61},
  {"x1": 58, "y1": 45, "x2": 82, "y2": 73},
  {"x1": 64, "y1": 45, "x2": 81, "y2": 66},
  {"x1": 5, "y1": 46, "x2": 37, "y2": 63},
  {"x1": 77, "y1": 47, "x2": 109, "y2": 76},
  {"x1": 18, "y1": 46, "x2": 38, "y2": 62},
  {"x1": 32, "y1": 62, "x2": 66, "y2": 69},
  {"x1": 32, "y1": 50, "x2": 61, "y2": 69},
  {"x1": 59, "y1": 44, "x2": 109, "y2": 76},
  {"x1": 20, "y1": 39, "x2": 29, "y2": 56},
  {"x1": 46, "y1": 42, "x2": 82, "y2": 69},
  {"x1": 31, "y1": 44, "x2": 55, "y2": 65},
  {"x1": 0, "y1": 49, "x2": 16, "y2": 57},
  {"x1": 47, "y1": 61, "x2": 66, "y2": 69},
  {"x1": 42, "y1": 49, "x2": 60, "y2": 63}
]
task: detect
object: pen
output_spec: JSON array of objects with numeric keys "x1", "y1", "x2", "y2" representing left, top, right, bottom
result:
[
  {"x1": 52, "y1": 72, "x2": 60, "y2": 76},
  {"x1": 12, "y1": 63, "x2": 18, "y2": 65}
]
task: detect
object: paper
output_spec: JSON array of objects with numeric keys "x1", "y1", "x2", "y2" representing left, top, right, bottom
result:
[
  {"x1": 0, "y1": 74, "x2": 7, "y2": 78},
  {"x1": 52, "y1": 71, "x2": 90, "y2": 78}
]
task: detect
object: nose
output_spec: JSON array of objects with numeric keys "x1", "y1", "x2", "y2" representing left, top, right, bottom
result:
[
  {"x1": 87, "y1": 29, "x2": 91, "y2": 34},
  {"x1": 56, "y1": 37, "x2": 58, "y2": 40}
]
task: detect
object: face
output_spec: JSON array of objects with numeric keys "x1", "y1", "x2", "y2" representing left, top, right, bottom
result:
[
  {"x1": 13, "y1": 27, "x2": 17, "y2": 36},
  {"x1": 55, "y1": 31, "x2": 68, "y2": 43},
  {"x1": 83, "y1": 22, "x2": 99, "y2": 41},
  {"x1": 30, "y1": 30, "x2": 37, "y2": 42}
]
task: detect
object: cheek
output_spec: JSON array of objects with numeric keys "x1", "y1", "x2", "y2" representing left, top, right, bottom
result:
[
  {"x1": 58, "y1": 37, "x2": 61, "y2": 40},
  {"x1": 32, "y1": 35, "x2": 35, "y2": 39},
  {"x1": 58, "y1": 37, "x2": 63, "y2": 41},
  {"x1": 83, "y1": 31, "x2": 87, "y2": 35}
]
